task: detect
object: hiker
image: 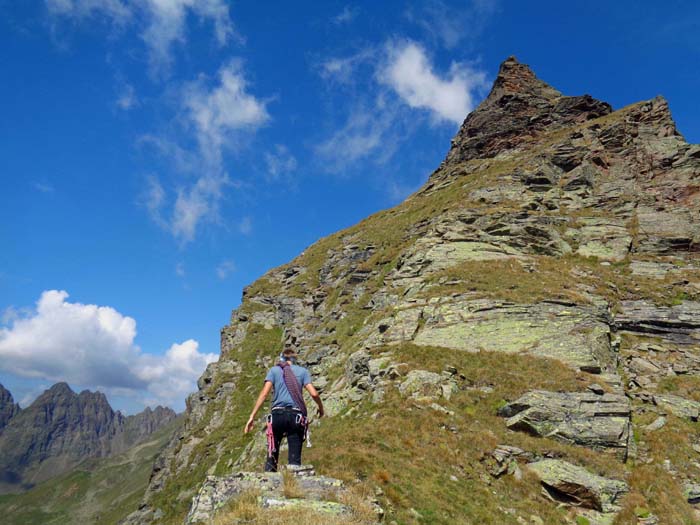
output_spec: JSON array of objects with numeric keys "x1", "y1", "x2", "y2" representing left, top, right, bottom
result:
[{"x1": 244, "y1": 347, "x2": 324, "y2": 472}]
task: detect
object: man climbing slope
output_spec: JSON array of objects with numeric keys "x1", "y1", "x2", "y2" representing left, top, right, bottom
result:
[{"x1": 244, "y1": 347, "x2": 324, "y2": 472}]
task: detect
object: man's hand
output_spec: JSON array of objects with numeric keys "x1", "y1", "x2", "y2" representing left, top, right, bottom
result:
[
  {"x1": 244, "y1": 416, "x2": 255, "y2": 434},
  {"x1": 316, "y1": 407, "x2": 324, "y2": 418}
]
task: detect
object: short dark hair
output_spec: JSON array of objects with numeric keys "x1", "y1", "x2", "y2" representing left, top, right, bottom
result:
[{"x1": 282, "y1": 348, "x2": 297, "y2": 359}]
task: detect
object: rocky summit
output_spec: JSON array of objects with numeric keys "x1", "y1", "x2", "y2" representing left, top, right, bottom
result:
[
  {"x1": 125, "y1": 57, "x2": 700, "y2": 525},
  {"x1": 0, "y1": 382, "x2": 177, "y2": 494}
]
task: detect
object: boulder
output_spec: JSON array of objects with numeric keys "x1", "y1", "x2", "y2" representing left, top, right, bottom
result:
[
  {"x1": 527, "y1": 459, "x2": 628, "y2": 513},
  {"x1": 653, "y1": 394, "x2": 700, "y2": 421},
  {"x1": 499, "y1": 390, "x2": 631, "y2": 458}
]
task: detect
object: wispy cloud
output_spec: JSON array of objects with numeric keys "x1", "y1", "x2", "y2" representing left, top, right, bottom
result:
[
  {"x1": 404, "y1": 0, "x2": 499, "y2": 50},
  {"x1": 175, "y1": 262, "x2": 185, "y2": 277},
  {"x1": 142, "y1": 61, "x2": 269, "y2": 243},
  {"x1": 264, "y1": 144, "x2": 297, "y2": 180},
  {"x1": 116, "y1": 82, "x2": 137, "y2": 110},
  {"x1": 332, "y1": 5, "x2": 359, "y2": 25},
  {"x1": 33, "y1": 181, "x2": 55, "y2": 193},
  {"x1": 46, "y1": 0, "x2": 131, "y2": 24},
  {"x1": 0, "y1": 290, "x2": 217, "y2": 409},
  {"x1": 238, "y1": 216, "x2": 252, "y2": 235},
  {"x1": 314, "y1": 102, "x2": 397, "y2": 171},
  {"x1": 319, "y1": 47, "x2": 375, "y2": 84},
  {"x1": 46, "y1": 0, "x2": 236, "y2": 73},
  {"x1": 141, "y1": 174, "x2": 166, "y2": 227},
  {"x1": 215, "y1": 260, "x2": 235, "y2": 279}
]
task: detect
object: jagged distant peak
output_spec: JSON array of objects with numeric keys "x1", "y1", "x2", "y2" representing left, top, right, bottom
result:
[{"x1": 46, "y1": 381, "x2": 73, "y2": 395}]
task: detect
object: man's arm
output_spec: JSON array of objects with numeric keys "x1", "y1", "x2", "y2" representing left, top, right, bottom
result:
[
  {"x1": 304, "y1": 383, "x2": 324, "y2": 418},
  {"x1": 244, "y1": 381, "x2": 273, "y2": 433}
]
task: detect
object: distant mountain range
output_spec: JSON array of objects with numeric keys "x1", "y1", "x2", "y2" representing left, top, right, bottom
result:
[{"x1": 0, "y1": 382, "x2": 177, "y2": 494}]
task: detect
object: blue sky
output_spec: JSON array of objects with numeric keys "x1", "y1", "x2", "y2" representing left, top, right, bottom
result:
[{"x1": 1, "y1": 0, "x2": 699, "y2": 413}]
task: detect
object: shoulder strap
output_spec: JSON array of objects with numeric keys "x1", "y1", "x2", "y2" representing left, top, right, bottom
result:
[{"x1": 277, "y1": 362, "x2": 307, "y2": 416}]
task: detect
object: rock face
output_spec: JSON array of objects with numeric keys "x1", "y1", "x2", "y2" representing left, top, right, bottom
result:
[
  {"x1": 125, "y1": 57, "x2": 700, "y2": 524},
  {"x1": 0, "y1": 384, "x2": 20, "y2": 433},
  {"x1": 0, "y1": 382, "x2": 177, "y2": 493}
]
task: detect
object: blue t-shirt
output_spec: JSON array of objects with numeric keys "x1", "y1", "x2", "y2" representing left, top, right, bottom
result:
[{"x1": 265, "y1": 364, "x2": 311, "y2": 409}]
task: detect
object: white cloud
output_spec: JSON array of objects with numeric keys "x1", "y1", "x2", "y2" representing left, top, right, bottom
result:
[
  {"x1": 264, "y1": 144, "x2": 297, "y2": 180},
  {"x1": 175, "y1": 262, "x2": 185, "y2": 277},
  {"x1": 46, "y1": 0, "x2": 234, "y2": 72},
  {"x1": 378, "y1": 40, "x2": 487, "y2": 125},
  {"x1": 142, "y1": 174, "x2": 166, "y2": 227},
  {"x1": 215, "y1": 260, "x2": 235, "y2": 280},
  {"x1": 141, "y1": 0, "x2": 234, "y2": 73},
  {"x1": 183, "y1": 60, "x2": 270, "y2": 166},
  {"x1": 0, "y1": 290, "x2": 217, "y2": 409}
]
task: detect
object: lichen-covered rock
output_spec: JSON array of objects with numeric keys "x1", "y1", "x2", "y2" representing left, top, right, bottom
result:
[
  {"x1": 398, "y1": 369, "x2": 457, "y2": 402},
  {"x1": 413, "y1": 299, "x2": 615, "y2": 373},
  {"x1": 185, "y1": 468, "x2": 348, "y2": 524},
  {"x1": 499, "y1": 390, "x2": 631, "y2": 458},
  {"x1": 527, "y1": 459, "x2": 628, "y2": 513},
  {"x1": 653, "y1": 394, "x2": 700, "y2": 421}
]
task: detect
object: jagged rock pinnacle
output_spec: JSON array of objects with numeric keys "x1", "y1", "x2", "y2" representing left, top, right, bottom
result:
[
  {"x1": 489, "y1": 56, "x2": 561, "y2": 100},
  {"x1": 444, "y1": 56, "x2": 612, "y2": 165}
]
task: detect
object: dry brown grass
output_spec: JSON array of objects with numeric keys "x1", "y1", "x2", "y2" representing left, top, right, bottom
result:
[
  {"x1": 614, "y1": 465, "x2": 696, "y2": 525},
  {"x1": 280, "y1": 469, "x2": 303, "y2": 499}
]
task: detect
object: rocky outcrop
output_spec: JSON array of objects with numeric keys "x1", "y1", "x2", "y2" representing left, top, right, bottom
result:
[
  {"x1": 184, "y1": 466, "x2": 373, "y2": 524},
  {"x1": 0, "y1": 383, "x2": 177, "y2": 493},
  {"x1": 366, "y1": 298, "x2": 616, "y2": 373},
  {"x1": 0, "y1": 384, "x2": 20, "y2": 433},
  {"x1": 499, "y1": 390, "x2": 632, "y2": 459},
  {"x1": 616, "y1": 300, "x2": 700, "y2": 345}
]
